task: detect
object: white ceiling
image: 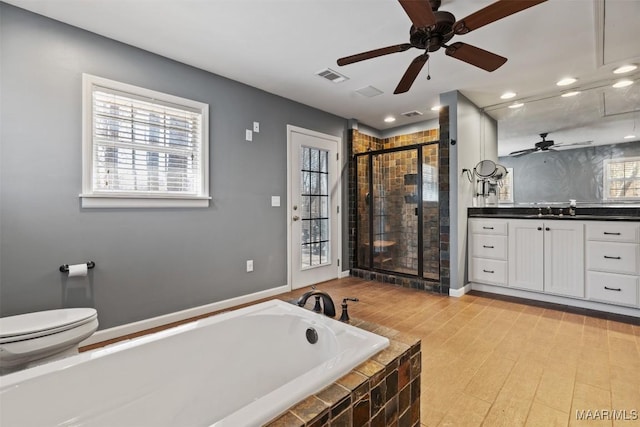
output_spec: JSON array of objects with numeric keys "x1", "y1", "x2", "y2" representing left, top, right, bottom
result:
[{"x1": 5, "y1": 0, "x2": 640, "y2": 156}]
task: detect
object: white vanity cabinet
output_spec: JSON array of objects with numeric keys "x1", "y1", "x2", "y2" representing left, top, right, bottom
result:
[
  {"x1": 468, "y1": 219, "x2": 508, "y2": 285},
  {"x1": 585, "y1": 222, "x2": 639, "y2": 307},
  {"x1": 507, "y1": 219, "x2": 584, "y2": 297},
  {"x1": 468, "y1": 214, "x2": 640, "y2": 316}
]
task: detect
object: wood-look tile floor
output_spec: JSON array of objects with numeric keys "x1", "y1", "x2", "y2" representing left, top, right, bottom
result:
[{"x1": 282, "y1": 277, "x2": 640, "y2": 427}]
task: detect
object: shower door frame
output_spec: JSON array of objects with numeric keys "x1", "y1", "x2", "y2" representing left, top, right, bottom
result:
[{"x1": 355, "y1": 141, "x2": 439, "y2": 281}]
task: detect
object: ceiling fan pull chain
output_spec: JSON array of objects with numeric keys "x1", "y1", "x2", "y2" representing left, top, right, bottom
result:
[{"x1": 427, "y1": 57, "x2": 431, "y2": 80}]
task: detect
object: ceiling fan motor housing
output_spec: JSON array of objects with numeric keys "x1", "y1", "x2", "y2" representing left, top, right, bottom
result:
[{"x1": 409, "y1": 11, "x2": 455, "y2": 52}]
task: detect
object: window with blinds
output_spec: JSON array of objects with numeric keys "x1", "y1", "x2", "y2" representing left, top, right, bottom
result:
[
  {"x1": 603, "y1": 157, "x2": 640, "y2": 200},
  {"x1": 81, "y1": 74, "x2": 209, "y2": 208}
]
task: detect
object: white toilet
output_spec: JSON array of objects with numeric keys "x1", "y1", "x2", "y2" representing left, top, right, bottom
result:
[{"x1": 0, "y1": 308, "x2": 98, "y2": 375}]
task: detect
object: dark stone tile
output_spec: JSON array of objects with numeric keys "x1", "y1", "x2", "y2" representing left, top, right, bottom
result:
[
  {"x1": 386, "y1": 369, "x2": 399, "y2": 398},
  {"x1": 385, "y1": 395, "x2": 399, "y2": 424},
  {"x1": 316, "y1": 383, "x2": 350, "y2": 407},
  {"x1": 290, "y1": 396, "x2": 329, "y2": 424},
  {"x1": 330, "y1": 396, "x2": 352, "y2": 419},
  {"x1": 307, "y1": 411, "x2": 329, "y2": 427},
  {"x1": 399, "y1": 406, "x2": 412, "y2": 427},
  {"x1": 398, "y1": 384, "x2": 411, "y2": 415},
  {"x1": 410, "y1": 378, "x2": 421, "y2": 404},
  {"x1": 410, "y1": 352, "x2": 421, "y2": 378},
  {"x1": 398, "y1": 359, "x2": 411, "y2": 390},
  {"x1": 336, "y1": 371, "x2": 368, "y2": 392},
  {"x1": 370, "y1": 409, "x2": 386, "y2": 427},
  {"x1": 370, "y1": 379, "x2": 387, "y2": 416},
  {"x1": 352, "y1": 394, "x2": 370, "y2": 427},
  {"x1": 330, "y1": 408, "x2": 351, "y2": 427}
]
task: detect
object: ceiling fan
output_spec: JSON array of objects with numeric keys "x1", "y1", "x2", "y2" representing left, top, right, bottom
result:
[
  {"x1": 337, "y1": 0, "x2": 547, "y2": 94},
  {"x1": 508, "y1": 133, "x2": 593, "y2": 156}
]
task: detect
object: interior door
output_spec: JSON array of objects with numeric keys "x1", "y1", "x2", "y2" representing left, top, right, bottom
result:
[{"x1": 287, "y1": 126, "x2": 340, "y2": 290}]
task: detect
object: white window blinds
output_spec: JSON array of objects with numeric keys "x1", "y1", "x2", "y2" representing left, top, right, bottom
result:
[{"x1": 82, "y1": 74, "x2": 209, "y2": 208}]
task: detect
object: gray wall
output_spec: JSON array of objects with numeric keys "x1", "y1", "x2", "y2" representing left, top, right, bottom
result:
[
  {"x1": 0, "y1": 4, "x2": 349, "y2": 328},
  {"x1": 500, "y1": 141, "x2": 640, "y2": 204},
  {"x1": 441, "y1": 91, "x2": 498, "y2": 290}
]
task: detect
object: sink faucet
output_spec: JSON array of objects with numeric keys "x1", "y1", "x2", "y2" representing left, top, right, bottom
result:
[{"x1": 297, "y1": 290, "x2": 336, "y2": 317}]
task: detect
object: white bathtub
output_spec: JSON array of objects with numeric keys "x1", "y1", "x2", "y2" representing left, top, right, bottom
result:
[{"x1": 0, "y1": 299, "x2": 389, "y2": 426}]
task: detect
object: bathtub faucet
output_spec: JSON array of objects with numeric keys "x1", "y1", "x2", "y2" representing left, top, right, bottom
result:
[{"x1": 296, "y1": 290, "x2": 336, "y2": 318}]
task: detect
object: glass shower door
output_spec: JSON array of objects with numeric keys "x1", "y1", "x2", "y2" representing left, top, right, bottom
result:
[{"x1": 372, "y1": 150, "x2": 418, "y2": 275}]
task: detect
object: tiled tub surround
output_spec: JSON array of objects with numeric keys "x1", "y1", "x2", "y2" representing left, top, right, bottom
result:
[
  {"x1": 266, "y1": 321, "x2": 421, "y2": 427},
  {"x1": 0, "y1": 300, "x2": 400, "y2": 426}
]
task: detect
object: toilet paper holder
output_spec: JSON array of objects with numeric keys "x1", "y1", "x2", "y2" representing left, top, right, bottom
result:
[{"x1": 59, "y1": 261, "x2": 95, "y2": 273}]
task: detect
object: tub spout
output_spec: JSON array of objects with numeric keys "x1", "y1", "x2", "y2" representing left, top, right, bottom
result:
[{"x1": 296, "y1": 290, "x2": 336, "y2": 318}]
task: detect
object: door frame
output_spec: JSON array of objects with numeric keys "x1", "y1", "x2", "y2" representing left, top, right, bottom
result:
[{"x1": 286, "y1": 125, "x2": 342, "y2": 291}]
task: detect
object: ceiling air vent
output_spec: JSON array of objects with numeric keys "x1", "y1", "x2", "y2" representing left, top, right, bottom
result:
[
  {"x1": 355, "y1": 86, "x2": 384, "y2": 97},
  {"x1": 315, "y1": 68, "x2": 349, "y2": 83},
  {"x1": 402, "y1": 110, "x2": 423, "y2": 118}
]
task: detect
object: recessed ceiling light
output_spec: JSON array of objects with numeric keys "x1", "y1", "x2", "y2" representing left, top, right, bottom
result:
[
  {"x1": 556, "y1": 77, "x2": 577, "y2": 86},
  {"x1": 613, "y1": 64, "x2": 637, "y2": 74},
  {"x1": 561, "y1": 91, "x2": 581, "y2": 97},
  {"x1": 508, "y1": 102, "x2": 524, "y2": 109},
  {"x1": 612, "y1": 79, "x2": 633, "y2": 88},
  {"x1": 500, "y1": 91, "x2": 516, "y2": 99},
  {"x1": 384, "y1": 116, "x2": 396, "y2": 123},
  {"x1": 430, "y1": 105, "x2": 441, "y2": 111},
  {"x1": 623, "y1": 135, "x2": 636, "y2": 139}
]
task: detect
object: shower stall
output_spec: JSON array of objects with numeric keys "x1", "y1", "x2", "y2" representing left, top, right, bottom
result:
[{"x1": 355, "y1": 142, "x2": 440, "y2": 282}]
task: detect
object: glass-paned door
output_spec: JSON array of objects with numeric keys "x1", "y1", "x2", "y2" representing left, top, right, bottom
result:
[{"x1": 288, "y1": 126, "x2": 340, "y2": 290}]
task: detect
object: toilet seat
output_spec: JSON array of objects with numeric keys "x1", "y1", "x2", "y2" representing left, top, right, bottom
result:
[{"x1": 0, "y1": 308, "x2": 97, "y2": 344}]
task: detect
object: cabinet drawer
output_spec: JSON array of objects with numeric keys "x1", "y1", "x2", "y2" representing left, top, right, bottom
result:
[
  {"x1": 586, "y1": 271, "x2": 638, "y2": 307},
  {"x1": 471, "y1": 258, "x2": 507, "y2": 285},
  {"x1": 471, "y1": 235, "x2": 507, "y2": 260},
  {"x1": 586, "y1": 222, "x2": 639, "y2": 243},
  {"x1": 586, "y1": 241, "x2": 639, "y2": 274},
  {"x1": 469, "y1": 220, "x2": 507, "y2": 236}
]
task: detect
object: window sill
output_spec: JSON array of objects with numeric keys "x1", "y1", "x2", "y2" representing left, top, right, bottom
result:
[{"x1": 80, "y1": 194, "x2": 211, "y2": 208}]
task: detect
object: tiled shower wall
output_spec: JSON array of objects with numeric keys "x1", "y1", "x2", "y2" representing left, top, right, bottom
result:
[{"x1": 348, "y1": 123, "x2": 450, "y2": 292}]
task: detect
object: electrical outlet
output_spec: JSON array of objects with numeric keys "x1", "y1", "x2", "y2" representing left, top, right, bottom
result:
[
  {"x1": 246, "y1": 260, "x2": 254, "y2": 272},
  {"x1": 253, "y1": 122, "x2": 260, "y2": 133},
  {"x1": 245, "y1": 129, "x2": 253, "y2": 141}
]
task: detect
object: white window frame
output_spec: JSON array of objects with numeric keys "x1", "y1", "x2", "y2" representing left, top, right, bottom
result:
[
  {"x1": 81, "y1": 74, "x2": 210, "y2": 208},
  {"x1": 603, "y1": 156, "x2": 640, "y2": 201},
  {"x1": 498, "y1": 167, "x2": 514, "y2": 203}
]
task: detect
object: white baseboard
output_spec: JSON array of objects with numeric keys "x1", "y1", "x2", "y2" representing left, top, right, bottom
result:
[
  {"x1": 470, "y1": 282, "x2": 640, "y2": 318},
  {"x1": 449, "y1": 284, "x2": 471, "y2": 297},
  {"x1": 81, "y1": 284, "x2": 290, "y2": 346},
  {"x1": 339, "y1": 270, "x2": 351, "y2": 279}
]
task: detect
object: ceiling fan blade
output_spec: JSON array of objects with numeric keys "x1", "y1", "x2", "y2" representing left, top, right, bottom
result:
[
  {"x1": 555, "y1": 140, "x2": 594, "y2": 148},
  {"x1": 398, "y1": 0, "x2": 437, "y2": 28},
  {"x1": 453, "y1": 0, "x2": 547, "y2": 34},
  {"x1": 394, "y1": 54, "x2": 429, "y2": 94},
  {"x1": 509, "y1": 148, "x2": 537, "y2": 157},
  {"x1": 445, "y1": 42, "x2": 507, "y2": 72},
  {"x1": 337, "y1": 44, "x2": 413, "y2": 66}
]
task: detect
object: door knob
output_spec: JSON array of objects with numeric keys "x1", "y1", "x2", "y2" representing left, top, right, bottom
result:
[{"x1": 292, "y1": 215, "x2": 300, "y2": 221}]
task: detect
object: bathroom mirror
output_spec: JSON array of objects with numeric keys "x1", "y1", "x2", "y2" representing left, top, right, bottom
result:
[{"x1": 474, "y1": 160, "x2": 497, "y2": 178}]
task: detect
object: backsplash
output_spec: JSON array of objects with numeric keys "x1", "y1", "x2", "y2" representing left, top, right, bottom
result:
[{"x1": 499, "y1": 140, "x2": 640, "y2": 204}]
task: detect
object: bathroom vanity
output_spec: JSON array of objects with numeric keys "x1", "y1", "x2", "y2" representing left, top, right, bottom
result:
[{"x1": 467, "y1": 206, "x2": 640, "y2": 318}]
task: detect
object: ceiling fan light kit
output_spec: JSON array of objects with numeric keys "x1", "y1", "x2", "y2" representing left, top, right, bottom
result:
[{"x1": 336, "y1": 0, "x2": 548, "y2": 94}]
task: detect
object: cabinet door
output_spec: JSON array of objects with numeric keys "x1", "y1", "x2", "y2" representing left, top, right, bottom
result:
[
  {"x1": 508, "y1": 219, "x2": 544, "y2": 291},
  {"x1": 544, "y1": 221, "x2": 585, "y2": 298}
]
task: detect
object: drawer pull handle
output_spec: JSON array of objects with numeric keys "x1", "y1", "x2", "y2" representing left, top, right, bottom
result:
[
  {"x1": 603, "y1": 255, "x2": 621, "y2": 260},
  {"x1": 537, "y1": 227, "x2": 542, "y2": 231},
  {"x1": 603, "y1": 232, "x2": 621, "y2": 235},
  {"x1": 545, "y1": 227, "x2": 550, "y2": 231},
  {"x1": 482, "y1": 269, "x2": 494, "y2": 274},
  {"x1": 483, "y1": 226, "x2": 494, "y2": 230},
  {"x1": 604, "y1": 286, "x2": 622, "y2": 292},
  {"x1": 483, "y1": 245, "x2": 494, "y2": 248}
]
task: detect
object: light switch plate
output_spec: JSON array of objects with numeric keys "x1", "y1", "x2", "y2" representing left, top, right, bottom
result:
[
  {"x1": 271, "y1": 196, "x2": 280, "y2": 207},
  {"x1": 246, "y1": 260, "x2": 254, "y2": 272},
  {"x1": 245, "y1": 129, "x2": 253, "y2": 141},
  {"x1": 253, "y1": 122, "x2": 260, "y2": 133}
]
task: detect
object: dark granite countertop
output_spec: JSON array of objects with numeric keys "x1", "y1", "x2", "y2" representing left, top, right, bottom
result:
[{"x1": 468, "y1": 206, "x2": 640, "y2": 221}]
